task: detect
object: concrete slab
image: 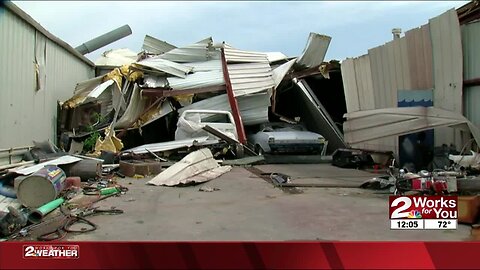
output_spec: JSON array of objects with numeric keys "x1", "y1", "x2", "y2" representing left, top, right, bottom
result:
[{"x1": 67, "y1": 164, "x2": 471, "y2": 241}]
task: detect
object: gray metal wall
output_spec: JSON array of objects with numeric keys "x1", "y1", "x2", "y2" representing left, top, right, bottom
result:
[
  {"x1": 0, "y1": 8, "x2": 94, "y2": 161},
  {"x1": 462, "y1": 21, "x2": 480, "y2": 128},
  {"x1": 341, "y1": 9, "x2": 464, "y2": 155}
]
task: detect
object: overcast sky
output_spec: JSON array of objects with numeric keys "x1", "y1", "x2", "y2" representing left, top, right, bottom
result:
[{"x1": 12, "y1": 1, "x2": 468, "y2": 62}]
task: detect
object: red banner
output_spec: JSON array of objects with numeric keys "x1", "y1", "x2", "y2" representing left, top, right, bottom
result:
[{"x1": 0, "y1": 242, "x2": 478, "y2": 269}]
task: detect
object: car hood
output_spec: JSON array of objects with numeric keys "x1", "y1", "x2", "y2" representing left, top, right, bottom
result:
[{"x1": 263, "y1": 131, "x2": 324, "y2": 141}]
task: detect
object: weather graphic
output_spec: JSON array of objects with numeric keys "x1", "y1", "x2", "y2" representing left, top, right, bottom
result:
[{"x1": 407, "y1": 210, "x2": 422, "y2": 219}]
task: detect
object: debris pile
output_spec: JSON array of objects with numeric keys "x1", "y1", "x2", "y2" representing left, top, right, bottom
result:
[{"x1": 0, "y1": 141, "x2": 128, "y2": 240}]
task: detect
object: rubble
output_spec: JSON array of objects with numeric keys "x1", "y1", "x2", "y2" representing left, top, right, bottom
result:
[{"x1": 147, "y1": 148, "x2": 232, "y2": 186}]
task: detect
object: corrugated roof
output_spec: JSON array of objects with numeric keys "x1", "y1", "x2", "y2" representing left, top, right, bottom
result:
[
  {"x1": 95, "y1": 48, "x2": 138, "y2": 66},
  {"x1": 142, "y1": 35, "x2": 177, "y2": 55},
  {"x1": 3, "y1": 2, "x2": 94, "y2": 67},
  {"x1": 158, "y1": 37, "x2": 219, "y2": 63},
  {"x1": 135, "y1": 57, "x2": 193, "y2": 78},
  {"x1": 462, "y1": 20, "x2": 480, "y2": 80},
  {"x1": 168, "y1": 70, "x2": 224, "y2": 90},
  {"x1": 178, "y1": 92, "x2": 270, "y2": 125},
  {"x1": 228, "y1": 62, "x2": 275, "y2": 97},
  {"x1": 223, "y1": 44, "x2": 270, "y2": 63},
  {"x1": 296, "y1": 32, "x2": 331, "y2": 68}
]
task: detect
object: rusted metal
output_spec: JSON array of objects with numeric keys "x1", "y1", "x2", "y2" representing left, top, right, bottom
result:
[
  {"x1": 464, "y1": 78, "x2": 480, "y2": 87},
  {"x1": 220, "y1": 47, "x2": 247, "y2": 144},
  {"x1": 141, "y1": 85, "x2": 226, "y2": 98}
]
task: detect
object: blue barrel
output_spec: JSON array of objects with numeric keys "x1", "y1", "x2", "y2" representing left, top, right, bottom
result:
[{"x1": 17, "y1": 165, "x2": 66, "y2": 208}]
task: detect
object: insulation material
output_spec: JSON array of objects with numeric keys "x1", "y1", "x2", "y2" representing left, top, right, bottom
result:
[
  {"x1": 147, "y1": 148, "x2": 231, "y2": 186},
  {"x1": 93, "y1": 126, "x2": 124, "y2": 155}
]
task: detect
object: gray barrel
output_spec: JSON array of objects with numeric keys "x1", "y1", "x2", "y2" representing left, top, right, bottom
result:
[{"x1": 17, "y1": 165, "x2": 66, "y2": 208}]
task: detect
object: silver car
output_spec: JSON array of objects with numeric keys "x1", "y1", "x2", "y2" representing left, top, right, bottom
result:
[{"x1": 248, "y1": 122, "x2": 326, "y2": 155}]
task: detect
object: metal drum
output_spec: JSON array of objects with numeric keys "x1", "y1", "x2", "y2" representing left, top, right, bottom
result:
[{"x1": 16, "y1": 165, "x2": 66, "y2": 208}]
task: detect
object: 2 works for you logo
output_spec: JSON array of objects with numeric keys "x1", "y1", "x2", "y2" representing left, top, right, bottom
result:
[
  {"x1": 389, "y1": 196, "x2": 457, "y2": 219},
  {"x1": 23, "y1": 245, "x2": 79, "y2": 259}
]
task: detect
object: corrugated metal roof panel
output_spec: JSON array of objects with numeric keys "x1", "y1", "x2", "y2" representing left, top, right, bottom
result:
[
  {"x1": 142, "y1": 35, "x2": 176, "y2": 55},
  {"x1": 266, "y1": 52, "x2": 288, "y2": 63},
  {"x1": 430, "y1": 9, "x2": 463, "y2": 147},
  {"x1": 178, "y1": 93, "x2": 270, "y2": 125},
  {"x1": 94, "y1": 48, "x2": 138, "y2": 67},
  {"x1": 405, "y1": 24, "x2": 433, "y2": 89},
  {"x1": 462, "y1": 21, "x2": 480, "y2": 80},
  {"x1": 158, "y1": 37, "x2": 219, "y2": 63},
  {"x1": 3, "y1": 2, "x2": 94, "y2": 67},
  {"x1": 168, "y1": 70, "x2": 224, "y2": 90},
  {"x1": 187, "y1": 60, "x2": 222, "y2": 72},
  {"x1": 296, "y1": 32, "x2": 331, "y2": 68},
  {"x1": 135, "y1": 57, "x2": 193, "y2": 78},
  {"x1": 462, "y1": 21, "x2": 480, "y2": 128},
  {"x1": 227, "y1": 62, "x2": 275, "y2": 97},
  {"x1": 223, "y1": 44, "x2": 269, "y2": 63},
  {"x1": 464, "y1": 86, "x2": 480, "y2": 127}
]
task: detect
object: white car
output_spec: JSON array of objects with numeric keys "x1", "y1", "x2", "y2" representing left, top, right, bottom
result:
[
  {"x1": 248, "y1": 122, "x2": 326, "y2": 155},
  {"x1": 175, "y1": 110, "x2": 238, "y2": 141}
]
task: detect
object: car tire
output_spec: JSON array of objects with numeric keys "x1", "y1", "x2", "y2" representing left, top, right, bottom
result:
[{"x1": 255, "y1": 145, "x2": 264, "y2": 156}]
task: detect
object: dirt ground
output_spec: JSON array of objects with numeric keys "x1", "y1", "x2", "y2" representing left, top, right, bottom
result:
[{"x1": 67, "y1": 164, "x2": 471, "y2": 241}]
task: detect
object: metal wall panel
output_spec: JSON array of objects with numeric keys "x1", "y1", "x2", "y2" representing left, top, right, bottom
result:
[
  {"x1": 429, "y1": 9, "x2": 464, "y2": 147},
  {"x1": 405, "y1": 24, "x2": 433, "y2": 90},
  {"x1": 0, "y1": 9, "x2": 94, "y2": 157},
  {"x1": 462, "y1": 20, "x2": 480, "y2": 128},
  {"x1": 341, "y1": 9, "x2": 465, "y2": 154}
]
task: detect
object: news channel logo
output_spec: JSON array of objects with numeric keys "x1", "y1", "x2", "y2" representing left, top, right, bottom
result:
[{"x1": 389, "y1": 196, "x2": 458, "y2": 230}]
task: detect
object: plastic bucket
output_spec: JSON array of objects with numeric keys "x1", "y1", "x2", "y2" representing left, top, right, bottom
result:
[{"x1": 17, "y1": 165, "x2": 66, "y2": 208}]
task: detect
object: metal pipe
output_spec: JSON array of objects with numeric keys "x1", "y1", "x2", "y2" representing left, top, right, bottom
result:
[
  {"x1": 220, "y1": 47, "x2": 247, "y2": 144},
  {"x1": 28, "y1": 198, "x2": 65, "y2": 223},
  {"x1": 75, "y1": 25, "x2": 132, "y2": 55},
  {"x1": 464, "y1": 77, "x2": 480, "y2": 87}
]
